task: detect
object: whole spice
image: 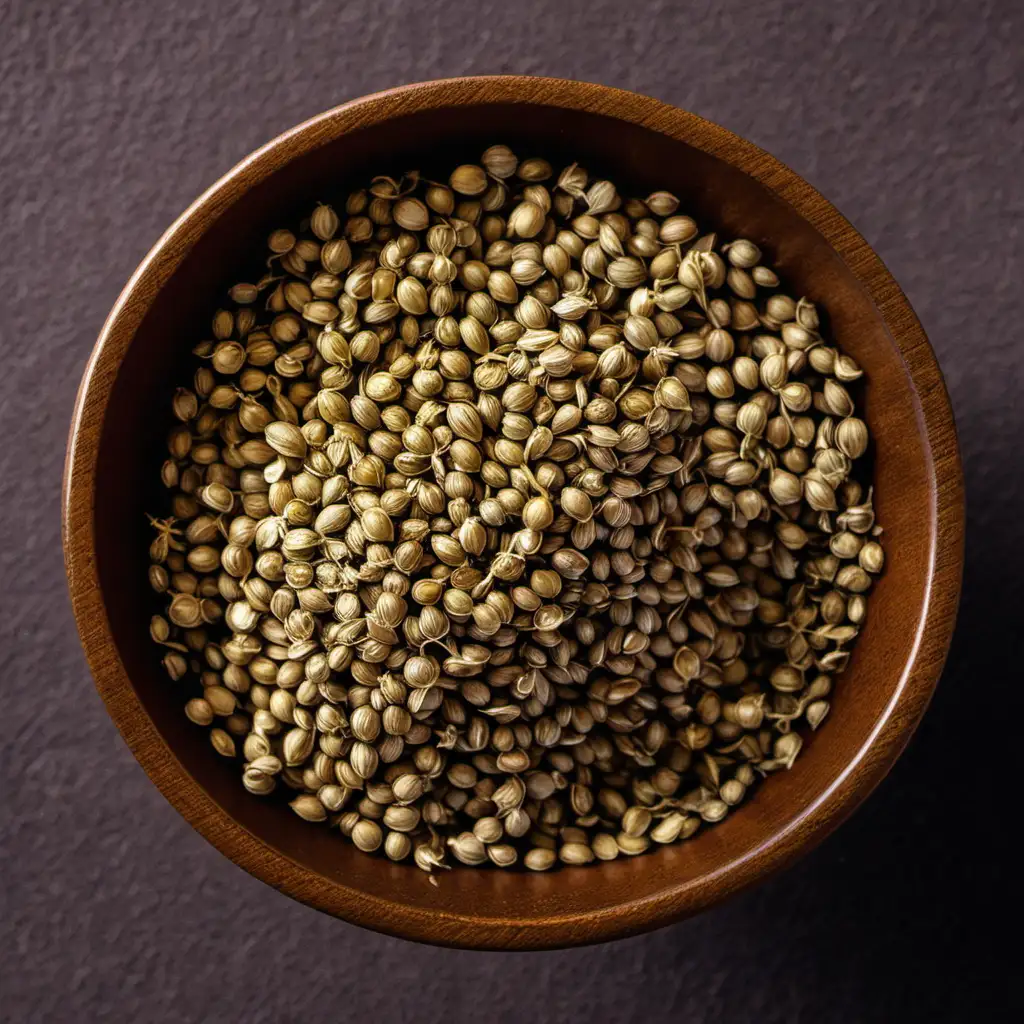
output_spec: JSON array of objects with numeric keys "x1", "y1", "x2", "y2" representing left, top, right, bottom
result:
[{"x1": 149, "y1": 145, "x2": 883, "y2": 875}]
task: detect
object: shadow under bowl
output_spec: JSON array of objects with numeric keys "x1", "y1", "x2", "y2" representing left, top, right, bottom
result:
[{"x1": 63, "y1": 75, "x2": 964, "y2": 950}]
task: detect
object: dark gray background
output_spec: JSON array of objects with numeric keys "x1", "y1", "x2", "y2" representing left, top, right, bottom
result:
[{"x1": 1, "y1": 0, "x2": 1019, "y2": 1020}]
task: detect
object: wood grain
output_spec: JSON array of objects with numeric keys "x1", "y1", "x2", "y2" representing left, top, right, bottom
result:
[{"x1": 63, "y1": 76, "x2": 964, "y2": 950}]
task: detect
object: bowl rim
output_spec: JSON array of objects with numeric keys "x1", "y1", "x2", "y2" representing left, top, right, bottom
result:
[{"x1": 63, "y1": 74, "x2": 964, "y2": 949}]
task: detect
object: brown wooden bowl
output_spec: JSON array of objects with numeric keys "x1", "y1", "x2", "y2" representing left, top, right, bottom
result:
[{"x1": 63, "y1": 76, "x2": 964, "y2": 950}]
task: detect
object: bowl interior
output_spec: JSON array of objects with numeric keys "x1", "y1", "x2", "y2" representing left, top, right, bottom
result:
[{"x1": 88, "y1": 98, "x2": 935, "y2": 943}]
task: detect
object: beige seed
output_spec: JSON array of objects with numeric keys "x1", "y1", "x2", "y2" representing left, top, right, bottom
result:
[
  {"x1": 382, "y1": 705, "x2": 412, "y2": 736},
  {"x1": 349, "y1": 741, "x2": 379, "y2": 779},
  {"x1": 507, "y1": 201, "x2": 546, "y2": 238},
  {"x1": 525, "y1": 847, "x2": 557, "y2": 871},
  {"x1": 530, "y1": 569, "x2": 562, "y2": 599},
  {"x1": 350, "y1": 705, "x2": 381, "y2": 742},
  {"x1": 209, "y1": 729, "x2": 235, "y2": 758},
  {"x1": 622, "y1": 806, "x2": 652, "y2": 837},
  {"x1": 616, "y1": 833, "x2": 650, "y2": 855},
  {"x1": 290, "y1": 794, "x2": 327, "y2": 822},
  {"x1": 365, "y1": 372, "x2": 401, "y2": 402},
  {"x1": 385, "y1": 832, "x2": 412, "y2": 861},
  {"x1": 283, "y1": 727, "x2": 314, "y2": 766},
  {"x1": 487, "y1": 844, "x2": 518, "y2": 868},
  {"x1": 204, "y1": 686, "x2": 237, "y2": 717},
  {"x1": 559, "y1": 487, "x2": 593, "y2": 521},
  {"x1": 396, "y1": 276, "x2": 429, "y2": 315},
  {"x1": 450, "y1": 832, "x2": 488, "y2": 865},
  {"x1": 650, "y1": 814, "x2": 687, "y2": 844},
  {"x1": 472, "y1": 816, "x2": 504, "y2": 844},
  {"x1": 450, "y1": 164, "x2": 488, "y2": 195},
  {"x1": 431, "y1": 534, "x2": 466, "y2": 567},
  {"x1": 859, "y1": 541, "x2": 885, "y2": 574},
  {"x1": 495, "y1": 749, "x2": 530, "y2": 773},
  {"x1": 351, "y1": 819, "x2": 383, "y2": 852},
  {"x1": 551, "y1": 548, "x2": 589, "y2": 579},
  {"x1": 310, "y1": 204, "x2": 339, "y2": 240},
  {"x1": 404, "y1": 655, "x2": 440, "y2": 689},
  {"x1": 837, "y1": 417, "x2": 869, "y2": 459},
  {"x1": 521, "y1": 496, "x2": 554, "y2": 530},
  {"x1": 481, "y1": 144, "x2": 518, "y2": 178},
  {"x1": 184, "y1": 698, "x2": 213, "y2": 726},
  {"x1": 393, "y1": 197, "x2": 429, "y2": 231},
  {"x1": 559, "y1": 842, "x2": 594, "y2": 865},
  {"x1": 447, "y1": 402, "x2": 483, "y2": 441},
  {"x1": 383, "y1": 805, "x2": 421, "y2": 832},
  {"x1": 361, "y1": 507, "x2": 394, "y2": 542}
]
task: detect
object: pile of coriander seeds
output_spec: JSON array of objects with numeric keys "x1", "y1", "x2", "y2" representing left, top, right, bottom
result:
[{"x1": 148, "y1": 144, "x2": 883, "y2": 874}]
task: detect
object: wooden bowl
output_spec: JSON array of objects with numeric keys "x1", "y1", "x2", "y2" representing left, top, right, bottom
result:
[{"x1": 63, "y1": 76, "x2": 964, "y2": 949}]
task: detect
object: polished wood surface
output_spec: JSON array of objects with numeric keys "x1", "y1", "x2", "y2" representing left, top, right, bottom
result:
[{"x1": 63, "y1": 76, "x2": 964, "y2": 950}]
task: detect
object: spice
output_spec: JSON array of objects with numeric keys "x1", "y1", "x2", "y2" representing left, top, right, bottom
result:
[{"x1": 148, "y1": 145, "x2": 883, "y2": 874}]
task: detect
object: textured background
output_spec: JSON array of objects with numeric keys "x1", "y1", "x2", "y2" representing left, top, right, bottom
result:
[{"x1": 1, "y1": 0, "x2": 1019, "y2": 1020}]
